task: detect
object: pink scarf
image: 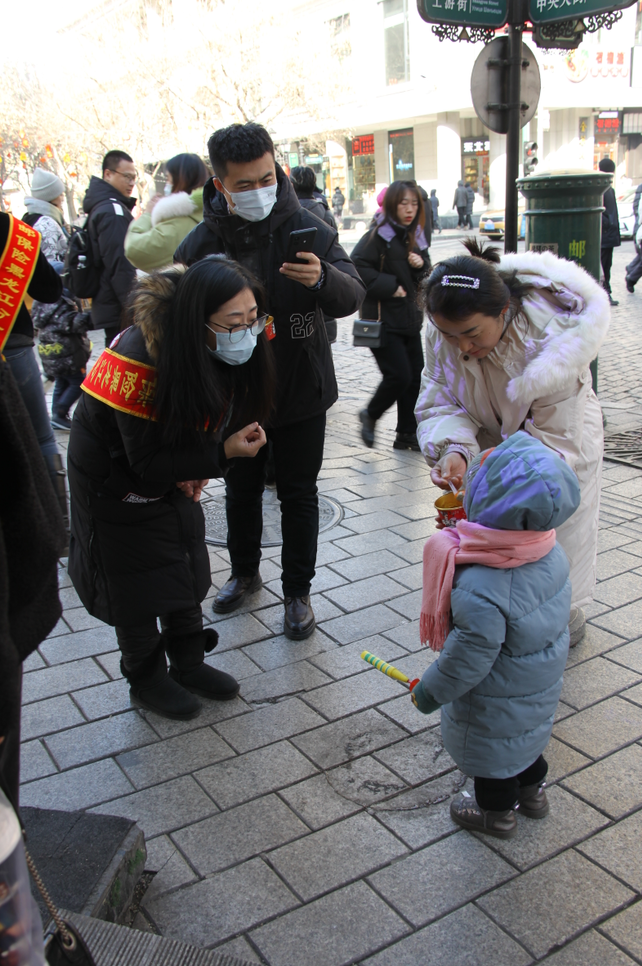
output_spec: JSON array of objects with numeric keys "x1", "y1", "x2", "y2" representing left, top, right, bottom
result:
[{"x1": 420, "y1": 520, "x2": 556, "y2": 652}]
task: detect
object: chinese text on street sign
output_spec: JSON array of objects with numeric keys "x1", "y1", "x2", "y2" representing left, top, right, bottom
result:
[
  {"x1": 418, "y1": 0, "x2": 508, "y2": 27},
  {"x1": 530, "y1": 0, "x2": 635, "y2": 24}
]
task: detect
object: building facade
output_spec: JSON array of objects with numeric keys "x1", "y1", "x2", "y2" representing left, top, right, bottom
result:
[{"x1": 275, "y1": 0, "x2": 642, "y2": 217}]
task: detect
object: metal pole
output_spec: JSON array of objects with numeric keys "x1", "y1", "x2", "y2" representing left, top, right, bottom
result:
[{"x1": 504, "y1": 19, "x2": 523, "y2": 253}]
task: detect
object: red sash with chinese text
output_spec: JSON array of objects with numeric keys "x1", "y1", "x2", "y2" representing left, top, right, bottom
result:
[
  {"x1": 0, "y1": 215, "x2": 41, "y2": 352},
  {"x1": 81, "y1": 347, "x2": 158, "y2": 420}
]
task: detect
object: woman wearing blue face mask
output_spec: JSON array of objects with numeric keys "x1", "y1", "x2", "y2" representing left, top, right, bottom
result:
[{"x1": 67, "y1": 257, "x2": 275, "y2": 720}]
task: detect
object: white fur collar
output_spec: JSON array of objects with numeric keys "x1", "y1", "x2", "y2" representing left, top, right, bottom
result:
[
  {"x1": 499, "y1": 251, "x2": 610, "y2": 404},
  {"x1": 151, "y1": 191, "x2": 197, "y2": 227}
]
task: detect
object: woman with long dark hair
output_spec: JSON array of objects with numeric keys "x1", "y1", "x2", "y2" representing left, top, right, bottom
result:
[
  {"x1": 125, "y1": 153, "x2": 210, "y2": 271},
  {"x1": 68, "y1": 256, "x2": 275, "y2": 719},
  {"x1": 416, "y1": 238, "x2": 610, "y2": 646},
  {"x1": 351, "y1": 180, "x2": 430, "y2": 451}
]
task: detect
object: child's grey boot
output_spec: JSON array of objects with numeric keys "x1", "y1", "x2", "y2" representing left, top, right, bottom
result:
[
  {"x1": 450, "y1": 796, "x2": 517, "y2": 839},
  {"x1": 568, "y1": 606, "x2": 586, "y2": 647},
  {"x1": 517, "y1": 783, "x2": 549, "y2": 819}
]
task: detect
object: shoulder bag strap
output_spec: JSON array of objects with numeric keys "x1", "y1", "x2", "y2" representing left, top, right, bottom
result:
[{"x1": 377, "y1": 252, "x2": 385, "y2": 323}]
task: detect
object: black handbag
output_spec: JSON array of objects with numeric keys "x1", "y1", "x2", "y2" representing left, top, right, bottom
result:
[
  {"x1": 25, "y1": 849, "x2": 97, "y2": 966},
  {"x1": 352, "y1": 254, "x2": 385, "y2": 349},
  {"x1": 352, "y1": 318, "x2": 383, "y2": 348}
]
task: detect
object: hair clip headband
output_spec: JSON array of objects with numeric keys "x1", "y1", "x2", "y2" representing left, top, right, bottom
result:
[{"x1": 441, "y1": 275, "x2": 480, "y2": 289}]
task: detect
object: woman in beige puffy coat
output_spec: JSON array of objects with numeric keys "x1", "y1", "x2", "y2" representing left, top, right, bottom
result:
[
  {"x1": 125, "y1": 153, "x2": 209, "y2": 272},
  {"x1": 415, "y1": 240, "x2": 610, "y2": 644}
]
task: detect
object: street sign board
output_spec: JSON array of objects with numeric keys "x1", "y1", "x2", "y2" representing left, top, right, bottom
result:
[
  {"x1": 417, "y1": 0, "x2": 508, "y2": 28},
  {"x1": 470, "y1": 37, "x2": 541, "y2": 133},
  {"x1": 529, "y1": 0, "x2": 635, "y2": 24}
]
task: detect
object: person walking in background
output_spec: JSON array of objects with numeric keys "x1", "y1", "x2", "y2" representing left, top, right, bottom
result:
[
  {"x1": 82, "y1": 150, "x2": 137, "y2": 346},
  {"x1": 22, "y1": 169, "x2": 91, "y2": 433},
  {"x1": 22, "y1": 168, "x2": 69, "y2": 267},
  {"x1": 430, "y1": 189, "x2": 441, "y2": 233},
  {"x1": 125, "y1": 153, "x2": 209, "y2": 272},
  {"x1": 411, "y1": 434, "x2": 580, "y2": 839},
  {"x1": 625, "y1": 181, "x2": 642, "y2": 295},
  {"x1": 352, "y1": 180, "x2": 429, "y2": 452},
  {"x1": 464, "y1": 182, "x2": 475, "y2": 230},
  {"x1": 32, "y1": 295, "x2": 92, "y2": 432},
  {"x1": 290, "y1": 165, "x2": 338, "y2": 343},
  {"x1": 598, "y1": 158, "x2": 620, "y2": 306},
  {"x1": 332, "y1": 185, "x2": 345, "y2": 223},
  {"x1": 175, "y1": 123, "x2": 364, "y2": 640},
  {"x1": 373, "y1": 187, "x2": 389, "y2": 224},
  {"x1": 453, "y1": 180, "x2": 468, "y2": 228}
]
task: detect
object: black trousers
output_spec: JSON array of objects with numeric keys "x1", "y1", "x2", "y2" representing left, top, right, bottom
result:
[
  {"x1": 464, "y1": 211, "x2": 473, "y2": 229},
  {"x1": 601, "y1": 247, "x2": 614, "y2": 293},
  {"x1": 475, "y1": 755, "x2": 548, "y2": 812},
  {"x1": 0, "y1": 666, "x2": 22, "y2": 809},
  {"x1": 225, "y1": 412, "x2": 326, "y2": 598},
  {"x1": 116, "y1": 605, "x2": 203, "y2": 673},
  {"x1": 368, "y1": 330, "x2": 424, "y2": 436},
  {"x1": 626, "y1": 246, "x2": 642, "y2": 286},
  {"x1": 456, "y1": 206, "x2": 467, "y2": 227}
]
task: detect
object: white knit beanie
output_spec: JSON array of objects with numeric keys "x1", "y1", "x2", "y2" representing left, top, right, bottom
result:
[{"x1": 31, "y1": 168, "x2": 64, "y2": 202}]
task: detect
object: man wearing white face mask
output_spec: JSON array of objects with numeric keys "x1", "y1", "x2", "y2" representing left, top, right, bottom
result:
[{"x1": 175, "y1": 123, "x2": 365, "y2": 640}]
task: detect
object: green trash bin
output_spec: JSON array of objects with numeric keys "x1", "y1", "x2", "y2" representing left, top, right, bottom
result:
[{"x1": 516, "y1": 169, "x2": 611, "y2": 393}]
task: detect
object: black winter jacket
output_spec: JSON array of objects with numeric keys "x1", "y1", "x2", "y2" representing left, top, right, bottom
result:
[
  {"x1": 32, "y1": 295, "x2": 92, "y2": 379},
  {"x1": 465, "y1": 186, "x2": 475, "y2": 214},
  {"x1": 68, "y1": 324, "x2": 230, "y2": 626},
  {"x1": 175, "y1": 167, "x2": 365, "y2": 426},
  {"x1": 601, "y1": 187, "x2": 621, "y2": 249},
  {"x1": 298, "y1": 196, "x2": 338, "y2": 231},
  {"x1": 82, "y1": 177, "x2": 137, "y2": 330},
  {"x1": 0, "y1": 360, "x2": 65, "y2": 804},
  {"x1": 351, "y1": 224, "x2": 428, "y2": 335}
]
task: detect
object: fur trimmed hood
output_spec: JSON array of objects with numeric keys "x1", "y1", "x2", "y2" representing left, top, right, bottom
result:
[
  {"x1": 498, "y1": 251, "x2": 610, "y2": 404},
  {"x1": 151, "y1": 189, "x2": 201, "y2": 228},
  {"x1": 130, "y1": 266, "x2": 185, "y2": 362}
]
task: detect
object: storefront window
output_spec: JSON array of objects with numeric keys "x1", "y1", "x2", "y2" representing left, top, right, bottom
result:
[
  {"x1": 389, "y1": 129, "x2": 414, "y2": 182},
  {"x1": 383, "y1": 0, "x2": 409, "y2": 86},
  {"x1": 461, "y1": 139, "x2": 490, "y2": 204},
  {"x1": 349, "y1": 135, "x2": 376, "y2": 208},
  {"x1": 594, "y1": 112, "x2": 620, "y2": 169}
]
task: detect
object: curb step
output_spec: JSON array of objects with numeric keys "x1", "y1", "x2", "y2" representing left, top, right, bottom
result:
[
  {"x1": 62, "y1": 912, "x2": 258, "y2": 966},
  {"x1": 23, "y1": 808, "x2": 146, "y2": 925}
]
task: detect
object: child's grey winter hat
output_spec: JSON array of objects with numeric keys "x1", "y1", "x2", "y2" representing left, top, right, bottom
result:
[{"x1": 30, "y1": 168, "x2": 64, "y2": 202}]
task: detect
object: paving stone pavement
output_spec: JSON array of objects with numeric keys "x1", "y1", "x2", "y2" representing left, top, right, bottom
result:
[{"x1": 22, "y1": 239, "x2": 642, "y2": 964}]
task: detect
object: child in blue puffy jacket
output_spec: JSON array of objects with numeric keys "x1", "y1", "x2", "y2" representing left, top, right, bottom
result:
[{"x1": 412, "y1": 432, "x2": 581, "y2": 838}]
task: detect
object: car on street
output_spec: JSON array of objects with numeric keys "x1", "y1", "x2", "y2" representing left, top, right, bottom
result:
[
  {"x1": 618, "y1": 187, "x2": 637, "y2": 240},
  {"x1": 479, "y1": 205, "x2": 526, "y2": 240}
]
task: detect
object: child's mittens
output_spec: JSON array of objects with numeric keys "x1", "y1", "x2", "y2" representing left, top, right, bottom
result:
[{"x1": 410, "y1": 680, "x2": 441, "y2": 715}]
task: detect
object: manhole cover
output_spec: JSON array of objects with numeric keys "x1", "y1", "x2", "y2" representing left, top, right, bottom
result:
[
  {"x1": 604, "y1": 430, "x2": 642, "y2": 470},
  {"x1": 202, "y1": 489, "x2": 344, "y2": 547}
]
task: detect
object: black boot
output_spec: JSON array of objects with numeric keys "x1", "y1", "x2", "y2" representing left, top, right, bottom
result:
[
  {"x1": 164, "y1": 628, "x2": 240, "y2": 701},
  {"x1": 284, "y1": 596, "x2": 316, "y2": 640},
  {"x1": 393, "y1": 433, "x2": 420, "y2": 451},
  {"x1": 51, "y1": 452, "x2": 70, "y2": 556},
  {"x1": 124, "y1": 642, "x2": 201, "y2": 720},
  {"x1": 213, "y1": 573, "x2": 262, "y2": 614},
  {"x1": 359, "y1": 409, "x2": 376, "y2": 448}
]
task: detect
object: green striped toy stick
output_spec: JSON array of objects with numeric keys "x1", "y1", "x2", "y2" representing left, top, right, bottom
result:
[{"x1": 361, "y1": 651, "x2": 419, "y2": 690}]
